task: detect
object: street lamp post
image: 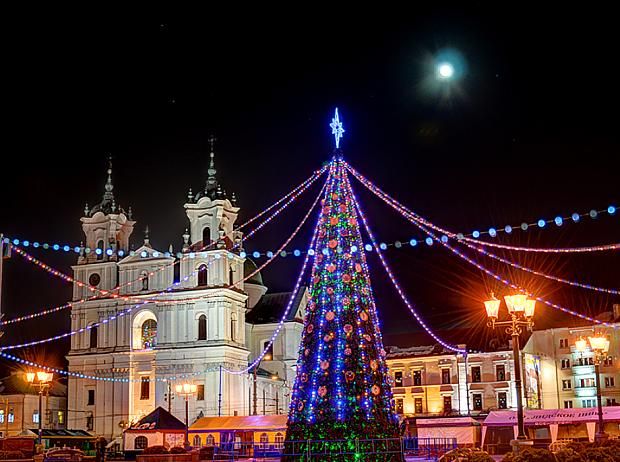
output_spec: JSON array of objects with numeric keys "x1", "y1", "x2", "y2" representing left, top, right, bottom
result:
[
  {"x1": 25, "y1": 371, "x2": 53, "y2": 446},
  {"x1": 484, "y1": 294, "x2": 535, "y2": 452},
  {"x1": 252, "y1": 352, "x2": 272, "y2": 416},
  {"x1": 574, "y1": 334, "x2": 610, "y2": 442},
  {"x1": 175, "y1": 383, "x2": 197, "y2": 448}
]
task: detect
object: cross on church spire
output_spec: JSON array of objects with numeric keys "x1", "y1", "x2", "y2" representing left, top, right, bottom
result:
[{"x1": 206, "y1": 134, "x2": 217, "y2": 192}]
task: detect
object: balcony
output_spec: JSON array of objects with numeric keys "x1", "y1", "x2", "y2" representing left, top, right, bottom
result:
[
  {"x1": 571, "y1": 364, "x2": 595, "y2": 375},
  {"x1": 574, "y1": 385, "x2": 597, "y2": 398}
]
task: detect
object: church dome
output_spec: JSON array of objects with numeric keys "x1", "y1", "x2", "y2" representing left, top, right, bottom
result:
[{"x1": 244, "y1": 258, "x2": 264, "y2": 286}]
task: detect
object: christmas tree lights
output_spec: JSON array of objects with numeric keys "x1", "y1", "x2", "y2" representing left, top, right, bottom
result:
[{"x1": 284, "y1": 159, "x2": 402, "y2": 461}]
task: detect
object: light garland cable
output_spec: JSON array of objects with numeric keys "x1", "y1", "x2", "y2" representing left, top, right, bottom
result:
[
  {"x1": 0, "y1": 352, "x2": 244, "y2": 383},
  {"x1": 4, "y1": 171, "x2": 326, "y2": 319},
  {"x1": 0, "y1": 180, "x2": 329, "y2": 351},
  {"x1": 456, "y1": 242, "x2": 620, "y2": 295},
  {"x1": 344, "y1": 170, "x2": 466, "y2": 353},
  {"x1": 224, "y1": 166, "x2": 334, "y2": 375},
  {"x1": 352, "y1": 170, "x2": 618, "y2": 328},
  {"x1": 1, "y1": 165, "x2": 327, "y2": 257},
  {"x1": 346, "y1": 163, "x2": 620, "y2": 254}
]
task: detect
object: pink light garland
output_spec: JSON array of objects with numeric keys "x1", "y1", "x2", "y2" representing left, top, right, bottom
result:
[{"x1": 349, "y1": 164, "x2": 618, "y2": 328}]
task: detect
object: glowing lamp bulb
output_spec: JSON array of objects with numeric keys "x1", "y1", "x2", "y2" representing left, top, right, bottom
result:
[
  {"x1": 484, "y1": 298, "x2": 500, "y2": 319},
  {"x1": 588, "y1": 334, "x2": 610, "y2": 353},
  {"x1": 574, "y1": 337, "x2": 588, "y2": 353},
  {"x1": 26, "y1": 372, "x2": 36, "y2": 383},
  {"x1": 438, "y1": 62, "x2": 454, "y2": 79}
]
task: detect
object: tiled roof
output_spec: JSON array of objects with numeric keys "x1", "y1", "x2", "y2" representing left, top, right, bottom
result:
[{"x1": 246, "y1": 289, "x2": 306, "y2": 325}]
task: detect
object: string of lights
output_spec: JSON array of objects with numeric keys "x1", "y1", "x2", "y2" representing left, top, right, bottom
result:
[
  {"x1": 0, "y1": 180, "x2": 329, "y2": 351},
  {"x1": 1, "y1": 165, "x2": 327, "y2": 257},
  {"x1": 345, "y1": 169, "x2": 466, "y2": 353},
  {"x1": 4, "y1": 170, "x2": 326, "y2": 321},
  {"x1": 346, "y1": 163, "x2": 619, "y2": 254},
  {"x1": 351, "y1": 170, "x2": 618, "y2": 328},
  {"x1": 224, "y1": 165, "x2": 334, "y2": 375},
  {"x1": 0, "y1": 352, "x2": 242, "y2": 383},
  {"x1": 456, "y1": 242, "x2": 620, "y2": 295}
]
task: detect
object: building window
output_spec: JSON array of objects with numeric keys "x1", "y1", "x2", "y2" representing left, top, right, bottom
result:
[
  {"x1": 559, "y1": 338, "x2": 568, "y2": 348},
  {"x1": 140, "y1": 377, "x2": 150, "y2": 400},
  {"x1": 395, "y1": 399, "x2": 404, "y2": 414},
  {"x1": 471, "y1": 366, "x2": 481, "y2": 383},
  {"x1": 198, "y1": 264, "x2": 208, "y2": 286},
  {"x1": 32, "y1": 411, "x2": 39, "y2": 423},
  {"x1": 0, "y1": 411, "x2": 4, "y2": 424},
  {"x1": 473, "y1": 394, "x2": 483, "y2": 411},
  {"x1": 275, "y1": 433, "x2": 284, "y2": 449},
  {"x1": 607, "y1": 399, "x2": 618, "y2": 406},
  {"x1": 441, "y1": 369, "x2": 451, "y2": 385},
  {"x1": 197, "y1": 385, "x2": 205, "y2": 401},
  {"x1": 86, "y1": 414, "x2": 93, "y2": 431},
  {"x1": 582, "y1": 399, "x2": 594, "y2": 408},
  {"x1": 202, "y1": 227, "x2": 211, "y2": 245},
  {"x1": 603, "y1": 356, "x2": 613, "y2": 367},
  {"x1": 230, "y1": 313, "x2": 237, "y2": 342},
  {"x1": 562, "y1": 380, "x2": 572, "y2": 390},
  {"x1": 206, "y1": 434, "x2": 215, "y2": 446},
  {"x1": 90, "y1": 325, "x2": 98, "y2": 349},
  {"x1": 141, "y1": 319, "x2": 157, "y2": 349},
  {"x1": 140, "y1": 271, "x2": 149, "y2": 291},
  {"x1": 259, "y1": 433, "x2": 269, "y2": 449},
  {"x1": 263, "y1": 341, "x2": 274, "y2": 360},
  {"x1": 564, "y1": 400, "x2": 573, "y2": 408},
  {"x1": 496, "y1": 365, "x2": 506, "y2": 381},
  {"x1": 193, "y1": 435, "x2": 201, "y2": 447},
  {"x1": 87, "y1": 389, "x2": 95, "y2": 406},
  {"x1": 229, "y1": 267, "x2": 234, "y2": 286},
  {"x1": 413, "y1": 371, "x2": 422, "y2": 386},
  {"x1": 605, "y1": 377, "x2": 615, "y2": 387},
  {"x1": 443, "y1": 396, "x2": 452, "y2": 414},
  {"x1": 414, "y1": 398, "x2": 423, "y2": 414},
  {"x1": 58, "y1": 411, "x2": 64, "y2": 425},
  {"x1": 394, "y1": 372, "x2": 403, "y2": 387},
  {"x1": 580, "y1": 378, "x2": 595, "y2": 388},
  {"x1": 198, "y1": 315, "x2": 207, "y2": 341},
  {"x1": 498, "y1": 392, "x2": 507, "y2": 409},
  {"x1": 8, "y1": 412, "x2": 14, "y2": 423},
  {"x1": 561, "y1": 358, "x2": 570, "y2": 369},
  {"x1": 135, "y1": 436, "x2": 148, "y2": 450}
]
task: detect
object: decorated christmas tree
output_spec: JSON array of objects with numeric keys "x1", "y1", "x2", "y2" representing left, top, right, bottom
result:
[{"x1": 284, "y1": 150, "x2": 402, "y2": 460}]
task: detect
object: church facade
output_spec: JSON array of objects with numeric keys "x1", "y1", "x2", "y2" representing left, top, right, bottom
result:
[{"x1": 66, "y1": 148, "x2": 305, "y2": 441}]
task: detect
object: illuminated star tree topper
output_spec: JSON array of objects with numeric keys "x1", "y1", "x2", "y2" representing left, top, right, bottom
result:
[{"x1": 330, "y1": 108, "x2": 345, "y2": 149}]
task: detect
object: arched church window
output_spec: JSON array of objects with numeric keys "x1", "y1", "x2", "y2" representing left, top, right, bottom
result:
[
  {"x1": 96, "y1": 240, "x2": 104, "y2": 261},
  {"x1": 230, "y1": 313, "x2": 238, "y2": 342},
  {"x1": 192, "y1": 435, "x2": 201, "y2": 447},
  {"x1": 229, "y1": 266, "x2": 234, "y2": 286},
  {"x1": 135, "y1": 436, "x2": 148, "y2": 450},
  {"x1": 198, "y1": 315, "x2": 207, "y2": 340},
  {"x1": 202, "y1": 227, "x2": 211, "y2": 246},
  {"x1": 275, "y1": 433, "x2": 284, "y2": 449},
  {"x1": 198, "y1": 265, "x2": 208, "y2": 286},
  {"x1": 140, "y1": 271, "x2": 149, "y2": 291},
  {"x1": 141, "y1": 319, "x2": 157, "y2": 349},
  {"x1": 206, "y1": 434, "x2": 215, "y2": 446},
  {"x1": 89, "y1": 325, "x2": 98, "y2": 349}
]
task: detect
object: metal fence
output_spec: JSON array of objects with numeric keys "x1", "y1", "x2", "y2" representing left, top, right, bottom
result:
[{"x1": 197, "y1": 436, "x2": 456, "y2": 460}]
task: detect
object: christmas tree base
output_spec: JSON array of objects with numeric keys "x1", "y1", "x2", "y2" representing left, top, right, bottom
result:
[{"x1": 283, "y1": 421, "x2": 405, "y2": 462}]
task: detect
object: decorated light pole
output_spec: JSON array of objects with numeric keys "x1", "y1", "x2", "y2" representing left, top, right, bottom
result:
[
  {"x1": 574, "y1": 334, "x2": 610, "y2": 442},
  {"x1": 175, "y1": 383, "x2": 197, "y2": 448},
  {"x1": 484, "y1": 294, "x2": 535, "y2": 450},
  {"x1": 25, "y1": 371, "x2": 53, "y2": 446}
]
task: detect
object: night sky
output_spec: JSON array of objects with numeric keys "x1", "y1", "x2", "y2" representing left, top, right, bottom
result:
[{"x1": 1, "y1": 11, "x2": 618, "y2": 374}]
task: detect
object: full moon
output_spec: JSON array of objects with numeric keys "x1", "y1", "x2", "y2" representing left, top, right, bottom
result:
[{"x1": 438, "y1": 62, "x2": 454, "y2": 79}]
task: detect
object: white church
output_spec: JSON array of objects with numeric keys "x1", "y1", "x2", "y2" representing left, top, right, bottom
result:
[{"x1": 66, "y1": 145, "x2": 306, "y2": 441}]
